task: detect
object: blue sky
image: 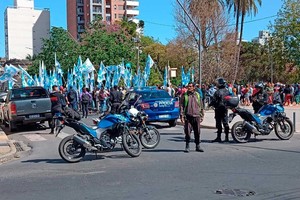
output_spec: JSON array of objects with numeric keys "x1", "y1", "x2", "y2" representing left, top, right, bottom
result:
[{"x1": 0, "y1": 0, "x2": 283, "y2": 58}]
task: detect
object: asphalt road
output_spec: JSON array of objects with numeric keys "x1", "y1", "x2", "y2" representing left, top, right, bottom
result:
[{"x1": 1, "y1": 116, "x2": 300, "y2": 200}]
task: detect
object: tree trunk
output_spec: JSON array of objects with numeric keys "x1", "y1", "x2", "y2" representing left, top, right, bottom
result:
[{"x1": 232, "y1": 0, "x2": 240, "y2": 84}]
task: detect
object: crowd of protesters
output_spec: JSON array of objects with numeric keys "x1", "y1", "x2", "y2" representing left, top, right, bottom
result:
[
  {"x1": 171, "y1": 82, "x2": 300, "y2": 108},
  {"x1": 50, "y1": 81, "x2": 300, "y2": 119}
]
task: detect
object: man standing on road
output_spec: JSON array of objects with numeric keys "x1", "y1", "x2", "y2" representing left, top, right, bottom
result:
[
  {"x1": 180, "y1": 82, "x2": 205, "y2": 153},
  {"x1": 80, "y1": 87, "x2": 92, "y2": 118},
  {"x1": 67, "y1": 86, "x2": 78, "y2": 111},
  {"x1": 209, "y1": 78, "x2": 230, "y2": 143},
  {"x1": 49, "y1": 85, "x2": 64, "y2": 134}
]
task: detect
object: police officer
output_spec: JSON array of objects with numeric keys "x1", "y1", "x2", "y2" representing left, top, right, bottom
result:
[
  {"x1": 180, "y1": 82, "x2": 205, "y2": 153},
  {"x1": 110, "y1": 85, "x2": 123, "y2": 114},
  {"x1": 209, "y1": 78, "x2": 230, "y2": 143},
  {"x1": 252, "y1": 82, "x2": 268, "y2": 113},
  {"x1": 49, "y1": 85, "x2": 64, "y2": 134}
]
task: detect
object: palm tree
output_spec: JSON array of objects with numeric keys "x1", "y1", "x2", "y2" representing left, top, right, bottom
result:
[{"x1": 225, "y1": 0, "x2": 262, "y2": 83}]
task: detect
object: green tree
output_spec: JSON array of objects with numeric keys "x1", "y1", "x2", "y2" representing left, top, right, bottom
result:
[
  {"x1": 270, "y1": 0, "x2": 300, "y2": 83},
  {"x1": 28, "y1": 27, "x2": 80, "y2": 75},
  {"x1": 79, "y1": 18, "x2": 136, "y2": 68},
  {"x1": 225, "y1": 0, "x2": 262, "y2": 83}
]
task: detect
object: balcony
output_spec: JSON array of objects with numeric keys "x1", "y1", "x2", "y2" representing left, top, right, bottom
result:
[
  {"x1": 126, "y1": 9, "x2": 139, "y2": 16},
  {"x1": 126, "y1": 0, "x2": 139, "y2": 7}
]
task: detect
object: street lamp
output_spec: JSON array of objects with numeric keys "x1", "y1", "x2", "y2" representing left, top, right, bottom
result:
[{"x1": 176, "y1": 0, "x2": 202, "y2": 85}]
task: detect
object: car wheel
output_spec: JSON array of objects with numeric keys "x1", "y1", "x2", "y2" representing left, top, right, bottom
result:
[
  {"x1": 168, "y1": 119, "x2": 177, "y2": 127},
  {"x1": 9, "y1": 121, "x2": 17, "y2": 132}
]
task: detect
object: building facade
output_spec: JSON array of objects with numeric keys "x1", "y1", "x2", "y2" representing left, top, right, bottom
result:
[
  {"x1": 4, "y1": 0, "x2": 50, "y2": 59},
  {"x1": 252, "y1": 30, "x2": 271, "y2": 45},
  {"x1": 67, "y1": 0, "x2": 139, "y2": 40}
]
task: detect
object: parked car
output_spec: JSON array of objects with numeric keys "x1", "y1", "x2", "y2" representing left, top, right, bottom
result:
[
  {"x1": 2, "y1": 87, "x2": 52, "y2": 132},
  {"x1": 127, "y1": 88, "x2": 180, "y2": 127},
  {"x1": 0, "y1": 92, "x2": 7, "y2": 124}
]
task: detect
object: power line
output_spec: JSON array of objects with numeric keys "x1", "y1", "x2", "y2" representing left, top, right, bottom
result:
[{"x1": 142, "y1": 14, "x2": 278, "y2": 28}]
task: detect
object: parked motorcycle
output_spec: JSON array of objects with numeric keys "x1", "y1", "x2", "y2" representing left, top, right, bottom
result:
[
  {"x1": 97, "y1": 95, "x2": 160, "y2": 149},
  {"x1": 127, "y1": 107, "x2": 160, "y2": 149},
  {"x1": 55, "y1": 108, "x2": 142, "y2": 163},
  {"x1": 226, "y1": 96, "x2": 294, "y2": 143}
]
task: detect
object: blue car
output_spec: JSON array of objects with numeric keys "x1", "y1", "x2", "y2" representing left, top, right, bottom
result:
[{"x1": 127, "y1": 88, "x2": 180, "y2": 127}]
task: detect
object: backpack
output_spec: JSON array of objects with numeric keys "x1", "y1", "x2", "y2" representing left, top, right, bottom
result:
[
  {"x1": 81, "y1": 93, "x2": 90, "y2": 103},
  {"x1": 63, "y1": 107, "x2": 81, "y2": 121},
  {"x1": 68, "y1": 90, "x2": 76, "y2": 101}
]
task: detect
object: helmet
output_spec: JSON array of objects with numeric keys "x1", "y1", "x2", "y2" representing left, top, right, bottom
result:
[{"x1": 216, "y1": 78, "x2": 226, "y2": 88}]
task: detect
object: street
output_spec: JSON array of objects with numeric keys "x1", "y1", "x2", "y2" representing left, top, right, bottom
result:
[{"x1": 0, "y1": 116, "x2": 300, "y2": 200}]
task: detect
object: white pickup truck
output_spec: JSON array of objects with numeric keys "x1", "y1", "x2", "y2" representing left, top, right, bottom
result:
[{"x1": 2, "y1": 86, "x2": 52, "y2": 132}]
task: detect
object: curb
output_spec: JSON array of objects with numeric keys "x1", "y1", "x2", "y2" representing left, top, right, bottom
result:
[{"x1": 0, "y1": 140, "x2": 17, "y2": 164}]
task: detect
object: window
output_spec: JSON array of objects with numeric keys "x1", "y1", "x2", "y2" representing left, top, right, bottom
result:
[{"x1": 11, "y1": 88, "x2": 48, "y2": 100}]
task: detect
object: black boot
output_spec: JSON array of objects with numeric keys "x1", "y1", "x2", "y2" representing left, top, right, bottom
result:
[
  {"x1": 211, "y1": 133, "x2": 222, "y2": 142},
  {"x1": 196, "y1": 144, "x2": 204, "y2": 152},
  {"x1": 224, "y1": 134, "x2": 229, "y2": 143},
  {"x1": 184, "y1": 143, "x2": 190, "y2": 153}
]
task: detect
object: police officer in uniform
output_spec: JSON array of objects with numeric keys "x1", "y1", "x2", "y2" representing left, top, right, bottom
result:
[
  {"x1": 209, "y1": 78, "x2": 230, "y2": 143},
  {"x1": 252, "y1": 83, "x2": 268, "y2": 113},
  {"x1": 110, "y1": 85, "x2": 123, "y2": 114}
]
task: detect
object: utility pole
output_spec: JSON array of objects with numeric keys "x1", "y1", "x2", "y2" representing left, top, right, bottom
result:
[{"x1": 176, "y1": 0, "x2": 202, "y2": 85}]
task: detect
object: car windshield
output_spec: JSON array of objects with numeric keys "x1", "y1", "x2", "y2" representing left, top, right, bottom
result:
[
  {"x1": 11, "y1": 88, "x2": 48, "y2": 100},
  {"x1": 138, "y1": 90, "x2": 171, "y2": 100}
]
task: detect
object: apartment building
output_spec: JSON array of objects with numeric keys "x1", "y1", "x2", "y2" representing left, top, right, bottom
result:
[
  {"x1": 67, "y1": 0, "x2": 139, "y2": 40},
  {"x1": 4, "y1": 0, "x2": 50, "y2": 59},
  {"x1": 252, "y1": 30, "x2": 271, "y2": 46}
]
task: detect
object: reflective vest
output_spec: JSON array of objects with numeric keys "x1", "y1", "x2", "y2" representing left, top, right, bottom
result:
[{"x1": 183, "y1": 92, "x2": 201, "y2": 113}]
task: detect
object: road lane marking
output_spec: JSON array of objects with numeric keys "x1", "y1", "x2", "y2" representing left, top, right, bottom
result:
[{"x1": 23, "y1": 134, "x2": 47, "y2": 141}]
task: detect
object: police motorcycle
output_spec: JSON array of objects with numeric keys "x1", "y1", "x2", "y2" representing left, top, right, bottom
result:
[
  {"x1": 95, "y1": 94, "x2": 160, "y2": 149},
  {"x1": 226, "y1": 96, "x2": 294, "y2": 143},
  {"x1": 54, "y1": 104, "x2": 142, "y2": 163},
  {"x1": 127, "y1": 107, "x2": 160, "y2": 149}
]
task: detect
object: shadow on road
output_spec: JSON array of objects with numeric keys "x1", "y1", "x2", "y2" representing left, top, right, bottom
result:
[
  {"x1": 21, "y1": 158, "x2": 66, "y2": 164},
  {"x1": 142, "y1": 149, "x2": 184, "y2": 153},
  {"x1": 231, "y1": 144, "x2": 300, "y2": 154}
]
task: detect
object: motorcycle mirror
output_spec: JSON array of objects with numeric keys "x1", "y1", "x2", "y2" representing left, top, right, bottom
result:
[{"x1": 133, "y1": 95, "x2": 142, "y2": 107}]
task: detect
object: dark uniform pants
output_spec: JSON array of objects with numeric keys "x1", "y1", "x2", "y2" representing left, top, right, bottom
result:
[
  {"x1": 184, "y1": 115, "x2": 201, "y2": 145},
  {"x1": 215, "y1": 108, "x2": 229, "y2": 136}
]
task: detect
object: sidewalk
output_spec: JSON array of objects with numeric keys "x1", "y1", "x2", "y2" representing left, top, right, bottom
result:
[
  {"x1": 0, "y1": 129, "x2": 16, "y2": 164},
  {"x1": 196, "y1": 105, "x2": 300, "y2": 132}
]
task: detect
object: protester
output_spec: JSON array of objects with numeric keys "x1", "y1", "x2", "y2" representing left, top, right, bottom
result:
[
  {"x1": 67, "y1": 86, "x2": 78, "y2": 111},
  {"x1": 49, "y1": 85, "x2": 64, "y2": 134},
  {"x1": 80, "y1": 87, "x2": 92, "y2": 118},
  {"x1": 180, "y1": 82, "x2": 204, "y2": 153},
  {"x1": 98, "y1": 86, "x2": 109, "y2": 112}
]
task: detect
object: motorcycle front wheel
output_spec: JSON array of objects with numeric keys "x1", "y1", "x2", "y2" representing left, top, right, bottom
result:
[
  {"x1": 139, "y1": 126, "x2": 160, "y2": 149},
  {"x1": 275, "y1": 119, "x2": 294, "y2": 140},
  {"x1": 122, "y1": 130, "x2": 142, "y2": 157},
  {"x1": 231, "y1": 121, "x2": 251, "y2": 143},
  {"x1": 58, "y1": 135, "x2": 86, "y2": 163}
]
